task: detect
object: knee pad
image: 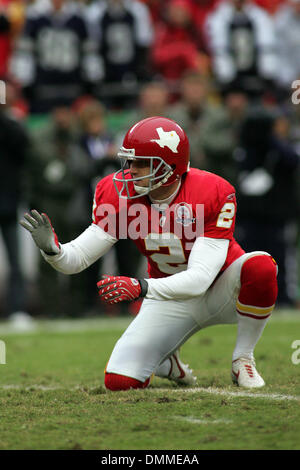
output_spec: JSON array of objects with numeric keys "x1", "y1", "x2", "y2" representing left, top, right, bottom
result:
[
  {"x1": 237, "y1": 255, "x2": 278, "y2": 318},
  {"x1": 104, "y1": 372, "x2": 150, "y2": 391}
]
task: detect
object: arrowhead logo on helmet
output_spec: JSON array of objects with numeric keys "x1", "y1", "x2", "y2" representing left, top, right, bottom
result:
[{"x1": 151, "y1": 127, "x2": 180, "y2": 153}]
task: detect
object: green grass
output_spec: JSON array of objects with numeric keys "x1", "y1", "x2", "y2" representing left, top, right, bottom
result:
[{"x1": 0, "y1": 311, "x2": 300, "y2": 450}]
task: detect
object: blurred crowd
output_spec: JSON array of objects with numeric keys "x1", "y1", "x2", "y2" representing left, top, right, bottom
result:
[{"x1": 0, "y1": 0, "x2": 300, "y2": 321}]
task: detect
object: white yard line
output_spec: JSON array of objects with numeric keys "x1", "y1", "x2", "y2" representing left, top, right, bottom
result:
[
  {"x1": 152, "y1": 387, "x2": 300, "y2": 401},
  {"x1": 174, "y1": 416, "x2": 233, "y2": 425},
  {"x1": 1, "y1": 384, "x2": 299, "y2": 402}
]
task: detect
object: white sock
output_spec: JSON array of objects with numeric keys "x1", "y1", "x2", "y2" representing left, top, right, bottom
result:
[
  {"x1": 155, "y1": 358, "x2": 171, "y2": 378},
  {"x1": 232, "y1": 313, "x2": 270, "y2": 362}
]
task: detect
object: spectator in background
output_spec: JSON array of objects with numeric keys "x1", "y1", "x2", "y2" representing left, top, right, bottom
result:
[
  {"x1": 0, "y1": 82, "x2": 30, "y2": 322},
  {"x1": 235, "y1": 107, "x2": 300, "y2": 306},
  {"x1": 116, "y1": 80, "x2": 171, "y2": 148},
  {"x1": 190, "y1": 0, "x2": 219, "y2": 49},
  {"x1": 118, "y1": 80, "x2": 170, "y2": 134},
  {"x1": 199, "y1": 84, "x2": 249, "y2": 185},
  {"x1": 0, "y1": 0, "x2": 24, "y2": 77},
  {"x1": 205, "y1": 0, "x2": 277, "y2": 98},
  {"x1": 288, "y1": 98, "x2": 300, "y2": 157},
  {"x1": 78, "y1": 99, "x2": 117, "y2": 191},
  {"x1": 168, "y1": 71, "x2": 216, "y2": 169},
  {"x1": 138, "y1": 0, "x2": 170, "y2": 23},
  {"x1": 27, "y1": 105, "x2": 94, "y2": 316},
  {"x1": 86, "y1": 0, "x2": 154, "y2": 109},
  {"x1": 11, "y1": 0, "x2": 102, "y2": 113},
  {"x1": 0, "y1": 75, "x2": 28, "y2": 120},
  {"x1": 254, "y1": 0, "x2": 284, "y2": 14},
  {"x1": 151, "y1": 0, "x2": 205, "y2": 99},
  {"x1": 139, "y1": 0, "x2": 219, "y2": 31},
  {"x1": 274, "y1": 0, "x2": 300, "y2": 99}
]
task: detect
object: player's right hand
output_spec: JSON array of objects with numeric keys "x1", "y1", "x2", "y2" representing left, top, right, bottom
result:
[{"x1": 19, "y1": 210, "x2": 61, "y2": 255}]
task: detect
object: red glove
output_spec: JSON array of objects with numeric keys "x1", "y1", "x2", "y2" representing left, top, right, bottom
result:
[{"x1": 97, "y1": 275, "x2": 148, "y2": 305}]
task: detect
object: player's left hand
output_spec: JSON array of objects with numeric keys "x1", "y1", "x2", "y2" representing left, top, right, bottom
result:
[{"x1": 97, "y1": 275, "x2": 148, "y2": 304}]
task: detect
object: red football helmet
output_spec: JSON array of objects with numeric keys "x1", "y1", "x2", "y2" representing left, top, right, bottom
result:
[{"x1": 113, "y1": 116, "x2": 190, "y2": 199}]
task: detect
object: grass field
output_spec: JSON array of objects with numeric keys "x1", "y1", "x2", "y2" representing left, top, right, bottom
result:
[{"x1": 0, "y1": 309, "x2": 300, "y2": 450}]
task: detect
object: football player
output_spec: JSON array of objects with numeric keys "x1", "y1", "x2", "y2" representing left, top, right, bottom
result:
[{"x1": 20, "y1": 117, "x2": 278, "y2": 390}]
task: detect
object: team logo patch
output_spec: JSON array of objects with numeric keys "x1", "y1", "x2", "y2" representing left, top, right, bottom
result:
[
  {"x1": 175, "y1": 203, "x2": 195, "y2": 226},
  {"x1": 151, "y1": 127, "x2": 180, "y2": 153}
]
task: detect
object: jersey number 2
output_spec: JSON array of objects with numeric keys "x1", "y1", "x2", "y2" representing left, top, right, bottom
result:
[
  {"x1": 144, "y1": 233, "x2": 187, "y2": 275},
  {"x1": 216, "y1": 202, "x2": 235, "y2": 228}
]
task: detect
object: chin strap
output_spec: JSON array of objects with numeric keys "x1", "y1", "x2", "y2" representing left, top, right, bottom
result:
[{"x1": 134, "y1": 169, "x2": 174, "y2": 196}]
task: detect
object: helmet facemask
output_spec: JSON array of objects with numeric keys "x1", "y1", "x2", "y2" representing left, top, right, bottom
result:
[{"x1": 113, "y1": 146, "x2": 174, "y2": 199}]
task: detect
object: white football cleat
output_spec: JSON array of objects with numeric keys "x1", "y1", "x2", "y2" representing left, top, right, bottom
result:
[
  {"x1": 167, "y1": 351, "x2": 197, "y2": 386},
  {"x1": 232, "y1": 357, "x2": 265, "y2": 388}
]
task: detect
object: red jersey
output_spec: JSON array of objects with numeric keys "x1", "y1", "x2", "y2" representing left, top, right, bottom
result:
[
  {"x1": 151, "y1": 23, "x2": 200, "y2": 82},
  {"x1": 92, "y1": 168, "x2": 245, "y2": 279}
]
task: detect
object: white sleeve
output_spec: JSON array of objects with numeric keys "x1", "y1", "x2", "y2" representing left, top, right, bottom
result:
[
  {"x1": 41, "y1": 224, "x2": 117, "y2": 275},
  {"x1": 145, "y1": 237, "x2": 229, "y2": 301}
]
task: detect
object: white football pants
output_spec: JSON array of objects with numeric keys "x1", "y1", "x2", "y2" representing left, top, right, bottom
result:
[{"x1": 106, "y1": 251, "x2": 269, "y2": 382}]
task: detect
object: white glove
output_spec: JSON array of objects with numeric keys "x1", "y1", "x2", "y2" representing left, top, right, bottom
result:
[{"x1": 20, "y1": 210, "x2": 60, "y2": 255}]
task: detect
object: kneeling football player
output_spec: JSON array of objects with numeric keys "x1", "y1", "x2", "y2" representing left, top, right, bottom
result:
[{"x1": 21, "y1": 117, "x2": 278, "y2": 391}]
